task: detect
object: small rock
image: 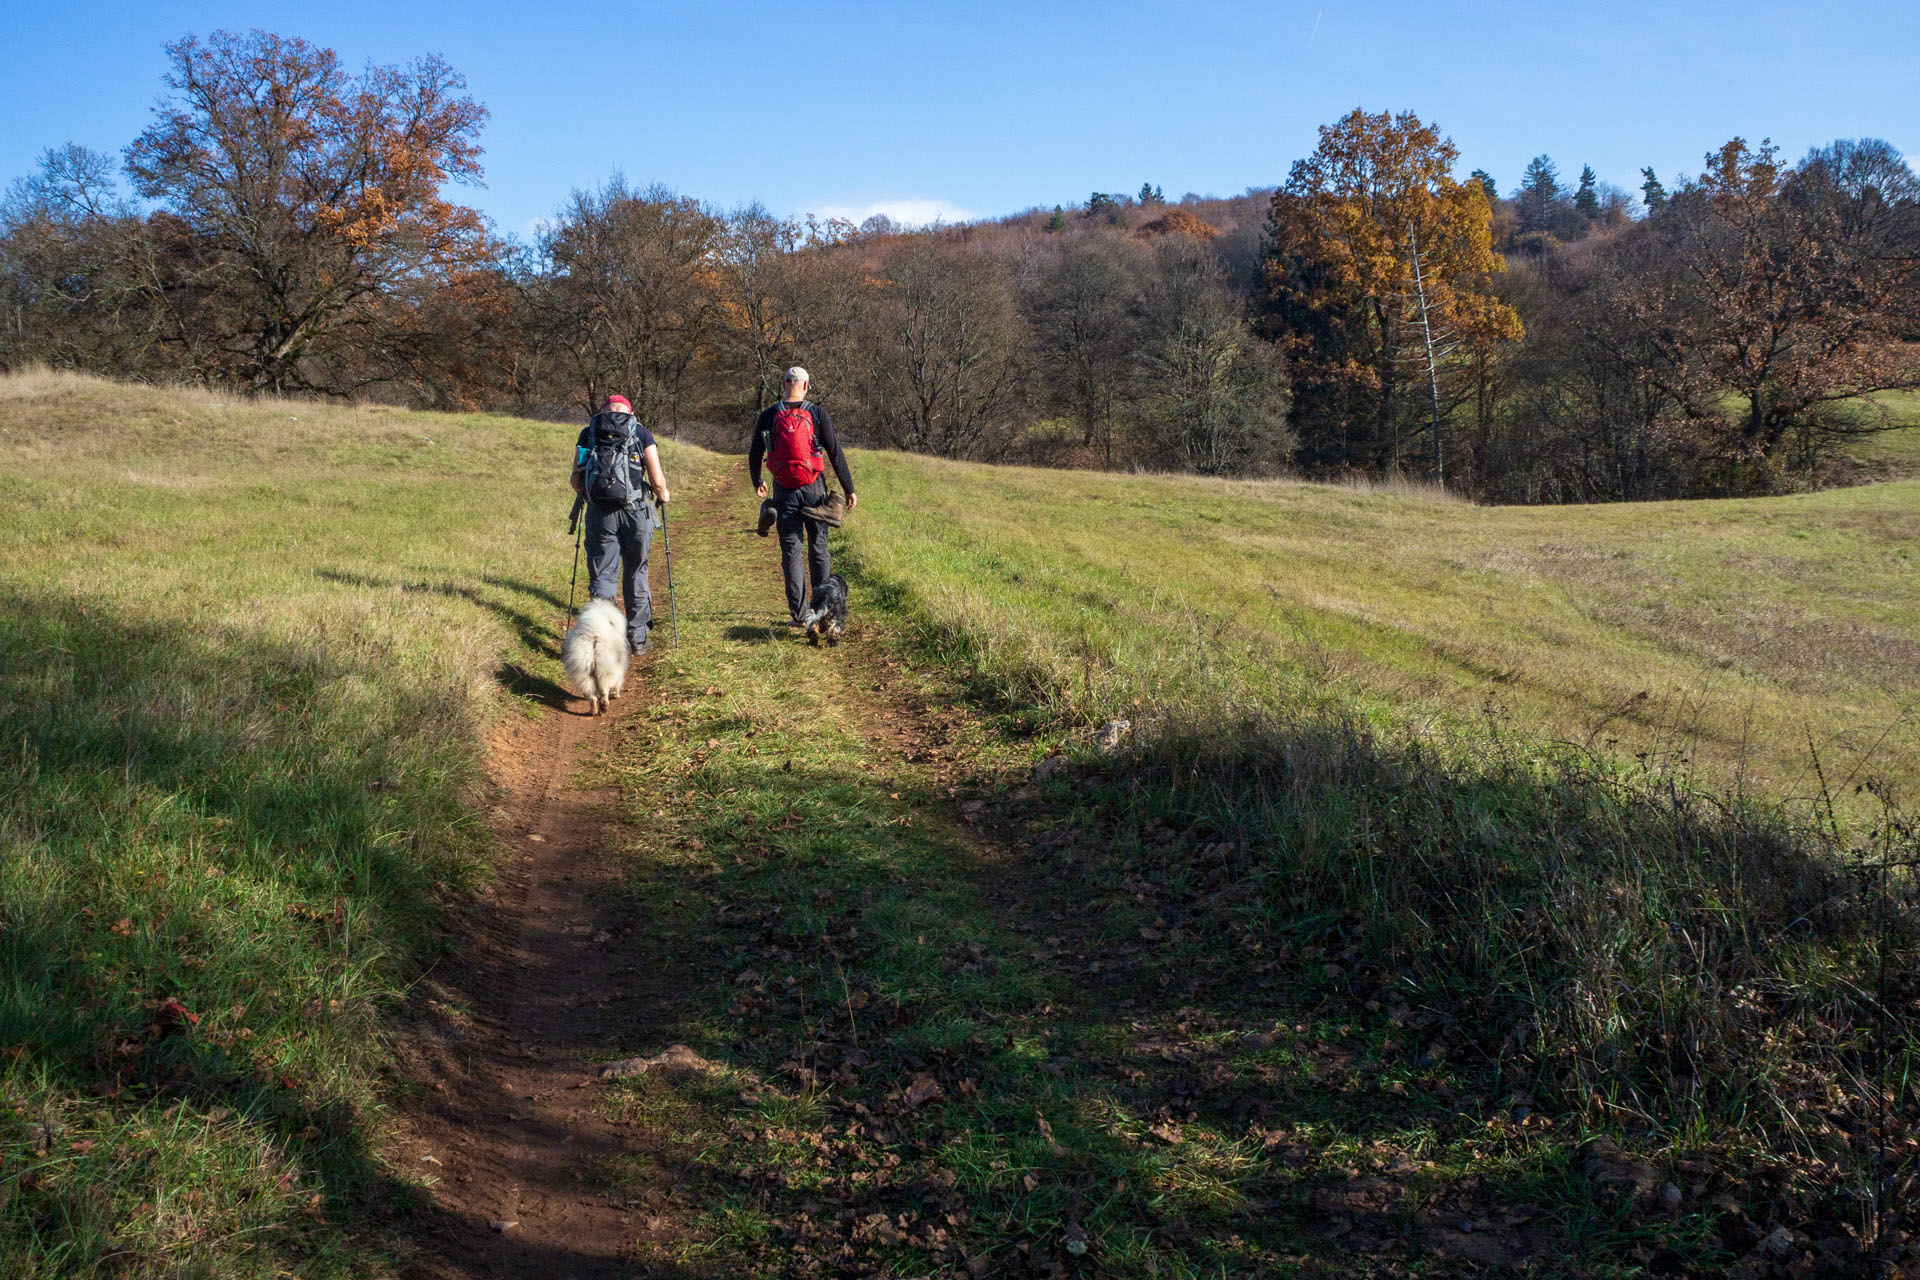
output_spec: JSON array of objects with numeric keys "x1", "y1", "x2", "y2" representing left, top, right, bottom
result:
[
  {"x1": 1032, "y1": 756, "x2": 1066, "y2": 782},
  {"x1": 1095, "y1": 719, "x2": 1131, "y2": 752},
  {"x1": 489, "y1": 1219, "x2": 518, "y2": 1232},
  {"x1": 419, "y1": 1154, "x2": 441, "y2": 1166},
  {"x1": 527, "y1": 833, "x2": 544, "y2": 843},
  {"x1": 1659, "y1": 1182, "x2": 1683, "y2": 1210}
]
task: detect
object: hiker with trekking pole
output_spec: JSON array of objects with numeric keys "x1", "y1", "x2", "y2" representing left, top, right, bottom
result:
[
  {"x1": 750, "y1": 367, "x2": 856, "y2": 626},
  {"x1": 568, "y1": 393, "x2": 672, "y2": 653}
]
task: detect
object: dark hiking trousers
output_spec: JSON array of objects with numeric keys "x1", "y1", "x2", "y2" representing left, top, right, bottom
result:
[
  {"x1": 772, "y1": 477, "x2": 831, "y2": 621},
  {"x1": 585, "y1": 499, "x2": 653, "y2": 650}
]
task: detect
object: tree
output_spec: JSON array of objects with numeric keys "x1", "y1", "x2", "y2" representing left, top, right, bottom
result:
[
  {"x1": 123, "y1": 29, "x2": 494, "y2": 393},
  {"x1": 1134, "y1": 207, "x2": 1219, "y2": 242},
  {"x1": 1025, "y1": 237, "x2": 1143, "y2": 462},
  {"x1": 1516, "y1": 155, "x2": 1563, "y2": 232},
  {"x1": 1139, "y1": 182, "x2": 1164, "y2": 206},
  {"x1": 0, "y1": 144, "x2": 158, "y2": 373},
  {"x1": 1045, "y1": 205, "x2": 1066, "y2": 234},
  {"x1": 863, "y1": 237, "x2": 1024, "y2": 459},
  {"x1": 716, "y1": 201, "x2": 802, "y2": 413},
  {"x1": 1574, "y1": 165, "x2": 1600, "y2": 219},
  {"x1": 1085, "y1": 192, "x2": 1125, "y2": 224},
  {"x1": 537, "y1": 177, "x2": 721, "y2": 424},
  {"x1": 1138, "y1": 239, "x2": 1289, "y2": 474},
  {"x1": 1661, "y1": 137, "x2": 1920, "y2": 474},
  {"x1": 1640, "y1": 167, "x2": 1668, "y2": 213},
  {"x1": 1264, "y1": 108, "x2": 1523, "y2": 473},
  {"x1": 1470, "y1": 169, "x2": 1498, "y2": 202}
]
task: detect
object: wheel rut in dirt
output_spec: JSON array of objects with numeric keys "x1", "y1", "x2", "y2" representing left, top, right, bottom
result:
[{"x1": 391, "y1": 589, "x2": 682, "y2": 1278}]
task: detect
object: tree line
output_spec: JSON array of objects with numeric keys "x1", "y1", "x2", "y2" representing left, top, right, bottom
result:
[{"x1": 4, "y1": 30, "x2": 1916, "y2": 501}]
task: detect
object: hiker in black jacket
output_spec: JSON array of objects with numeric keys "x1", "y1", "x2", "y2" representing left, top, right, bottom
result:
[{"x1": 749, "y1": 367, "x2": 856, "y2": 624}]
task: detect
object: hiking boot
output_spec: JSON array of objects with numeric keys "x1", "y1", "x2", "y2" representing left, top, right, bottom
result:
[
  {"x1": 630, "y1": 635, "x2": 651, "y2": 656},
  {"x1": 757, "y1": 498, "x2": 776, "y2": 537},
  {"x1": 800, "y1": 491, "x2": 846, "y2": 527}
]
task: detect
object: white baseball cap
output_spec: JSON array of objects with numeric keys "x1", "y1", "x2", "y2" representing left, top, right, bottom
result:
[{"x1": 783, "y1": 366, "x2": 809, "y2": 383}]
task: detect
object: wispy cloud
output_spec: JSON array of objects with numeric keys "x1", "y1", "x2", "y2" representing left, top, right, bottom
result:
[{"x1": 809, "y1": 197, "x2": 977, "y2": 228}]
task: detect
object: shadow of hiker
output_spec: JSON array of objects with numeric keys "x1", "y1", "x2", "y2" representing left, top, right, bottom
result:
[
  {"x1": 722, "y1": 624, "x2": 782, "y2": 645},
  {"x1": 313, "y1": 567, "x2": 561, "y2": 661}
]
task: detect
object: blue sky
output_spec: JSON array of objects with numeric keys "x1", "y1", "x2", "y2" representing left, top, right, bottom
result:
[{"x1": 4, "y1": 1, "x2": 1916, "y2": 237}]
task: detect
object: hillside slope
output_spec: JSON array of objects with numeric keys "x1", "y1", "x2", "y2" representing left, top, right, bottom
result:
[
  {"x1": 0, "y1": 371, "x2": 700, "y2": 1277},
  {"x1": 842, "y1": 451, "x2": 1920, "y2": 816}
]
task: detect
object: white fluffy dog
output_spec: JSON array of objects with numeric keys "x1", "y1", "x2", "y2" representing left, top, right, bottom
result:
[{"x1": 561, "y1": 598, "x2": 630, "y2": 715}]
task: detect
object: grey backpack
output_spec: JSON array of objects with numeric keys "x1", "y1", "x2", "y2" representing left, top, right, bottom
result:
[{"x1": 582, "y1": 411, "x2": 648, "y2": 507}]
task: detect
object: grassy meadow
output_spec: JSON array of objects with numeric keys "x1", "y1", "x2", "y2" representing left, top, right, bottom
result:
[
  {"x1": 0, "y1": 369, "x2": 1915, "y2": 1277},
  {"x1": 845, "y1": 453, "x2": 1920, "y2": 819},
  {"x1": 591, "y1": 443, "x2": 1917, "y2": 1275},
  {"x1": 0, "y1": 370, "x2": 668, "y2": 1277}
]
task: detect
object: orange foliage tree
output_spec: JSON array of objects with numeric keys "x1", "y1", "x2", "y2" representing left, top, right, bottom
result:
[
  {"x1": 1265, "y1": 108, "x2": 1521, "y2": 474},
  {"x1": 124, "y1": 30, "x2": 495, "y2": 393}
]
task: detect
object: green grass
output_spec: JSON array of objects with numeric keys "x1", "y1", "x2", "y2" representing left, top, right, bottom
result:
[
  {"x1": 843, "y1": 452, "x2": 1920, "y2": 819},
  {"x1": 4, "y1": 370, "x2": 1915, "y2": 1276},
  {"x1": 1834, "y1": 390, "x2": 1920, "y2": 478},
  {"x1": 593, "y1": 453, "x2": 1916, "y2": 1275},
  {"x1": 0, "y1": 369, "x2": 697, "y2": 1277}
]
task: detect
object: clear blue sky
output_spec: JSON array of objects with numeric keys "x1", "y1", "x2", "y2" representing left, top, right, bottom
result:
[{"x1": 4, "y1": 1, "x2": 1916, "y2": 236}]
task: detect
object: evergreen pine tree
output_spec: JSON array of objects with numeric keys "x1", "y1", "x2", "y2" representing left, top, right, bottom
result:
[
  {"x1": 1639, "y1": 166, "x2": 1668, "y2": 213},
  {"x1": 1469, "y1": 169, "x2": 1498, "y2": 202},
  {"x1": 1138, "y1": 181, "x2": 1163, "y2": 207},
  {"x1": 1574, "y1": 164, "x2": 1600, "y2": 218},
  {"x1": 1045, "y1": 205, "x2": 1066, "y2": 233},
  {"x1": 1516, "y1": 155, "x2": 1562, "y2": 232}
]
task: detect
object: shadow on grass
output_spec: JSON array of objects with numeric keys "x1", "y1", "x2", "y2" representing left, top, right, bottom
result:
[
  {"x1": 722, "y1": 624, "x2": 782, "y2": 645},
  {"x1": 0, "y1": 588, "x2": 678, "y2": 1278},
  {"x1": 314, "y1": 566, "x2": 564, "y2": 662},
  {"x1": 614, "y1": 685, "x2": 1920, "y2": 1276}
]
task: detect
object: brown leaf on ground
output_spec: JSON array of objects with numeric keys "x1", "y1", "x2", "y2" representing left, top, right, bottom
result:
[{"x1": 903, "y1": 1073, "x2": 943, "y2": 1109}]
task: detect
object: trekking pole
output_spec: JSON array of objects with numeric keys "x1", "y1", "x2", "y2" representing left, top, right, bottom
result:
[
  {"x1": 565, "y1": 492, "x2": 585, "y2": 628},
  {"x1": 658, "y1": 497, "x2": 678, "y2": 646}
]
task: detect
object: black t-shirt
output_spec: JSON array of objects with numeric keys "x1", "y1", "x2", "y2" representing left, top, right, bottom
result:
[{"x1": 575, "y1": 412, "x2": 656, "y2": 498}]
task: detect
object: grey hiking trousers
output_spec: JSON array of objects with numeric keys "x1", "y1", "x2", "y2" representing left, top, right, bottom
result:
[
  {"x1": 772, "y1": 478, "x2": 831, "y2": 621},
  {"x1": 584, "y1": 500, "x2": 653, "y2": 649}
]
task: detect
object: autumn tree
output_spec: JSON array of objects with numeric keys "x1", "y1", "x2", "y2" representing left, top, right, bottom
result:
[
  {"x1": 0, "y1": 145, "x2": 158, "y2": 372},
  {"x1": 1135, "y1": 207, "x2": 1220, "y2": 242},
  {"x1": 123, "y1": 30, "x2": 495, "y2": 393},
  {"x1": 1659, "y1": 137, "x2": 1920, "y2": 472},
  {"x1": 536, "y1": 177, "x2": 722, "y2": 425},
  {"x1": 1264, "y1": 108, "x2": 1522, "y2": 475}
]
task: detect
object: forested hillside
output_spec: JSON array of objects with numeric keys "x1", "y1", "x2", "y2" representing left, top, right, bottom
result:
[{"x1": 4, "y1": 31, "x2": 1916, "y2": 502}]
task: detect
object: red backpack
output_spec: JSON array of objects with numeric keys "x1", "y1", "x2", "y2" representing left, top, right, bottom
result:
[{"x1": 767, "y1": 402, "x2": 826, "y2": 489}]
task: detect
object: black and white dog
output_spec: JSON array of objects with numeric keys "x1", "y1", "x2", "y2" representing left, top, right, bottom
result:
[{"x1": 799, "y1": 573, "x2": 848, "y2": 646}]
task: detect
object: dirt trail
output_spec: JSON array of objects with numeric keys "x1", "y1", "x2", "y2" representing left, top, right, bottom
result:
[{"x1": 391, "y1": 599, "x2": 677, "y2": 1278}]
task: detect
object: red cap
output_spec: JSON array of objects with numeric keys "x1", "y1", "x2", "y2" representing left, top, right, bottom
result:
[{"x1": 604, "y1": 394, "x2": 631, "y2": 412}]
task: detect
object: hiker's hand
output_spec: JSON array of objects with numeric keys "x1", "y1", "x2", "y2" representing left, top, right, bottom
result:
[
  {"x1": 657, "y1": 488, "x2": 670, "y2": 505},
  {"x1": 846, "y1": 492, "x2": 858, "y2": 512},
  {"x1": 755, "y1": 482, "x2": 768, "y2": 498}
]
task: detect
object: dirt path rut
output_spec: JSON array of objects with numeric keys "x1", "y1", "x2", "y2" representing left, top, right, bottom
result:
[{"x1": 392, "y1": 614, "x2": 672, "y2": 1278}]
